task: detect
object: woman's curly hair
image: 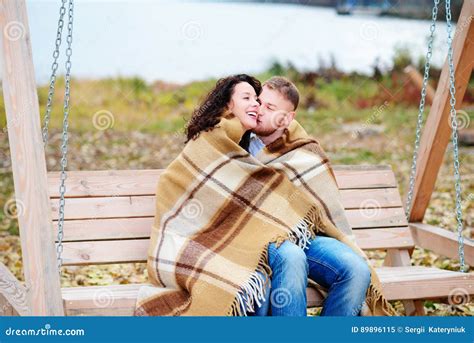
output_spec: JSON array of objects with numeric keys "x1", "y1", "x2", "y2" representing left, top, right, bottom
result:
[{"x1": 185, "y1": 74, "x2": 262, "y2": 143}]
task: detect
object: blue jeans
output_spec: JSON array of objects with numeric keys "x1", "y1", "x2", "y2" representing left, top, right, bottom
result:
[{"x1": 252, "y1": 236, "x2": 371, "y2": 316}]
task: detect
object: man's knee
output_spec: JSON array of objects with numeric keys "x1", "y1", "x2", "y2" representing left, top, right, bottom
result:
[
  {"x1": 341, "y1": 255, "x2": 371, "y2": 287},
  {"x1": 269, "y1": 240, "x2": 308, "y2": 274}
]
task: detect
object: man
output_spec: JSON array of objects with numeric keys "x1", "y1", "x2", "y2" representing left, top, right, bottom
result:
[{"x1": 240, "y1": 76, "x2": 371, "y2": 316}]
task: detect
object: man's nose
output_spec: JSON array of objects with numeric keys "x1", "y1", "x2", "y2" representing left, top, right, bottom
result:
[{"x1": 257, "y1": 104, "x2": 264, "y2": 115}]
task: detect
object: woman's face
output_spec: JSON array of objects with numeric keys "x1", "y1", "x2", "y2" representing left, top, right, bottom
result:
[{"x1": 227, "y1": 82, "x2": 260, "y2": 130}]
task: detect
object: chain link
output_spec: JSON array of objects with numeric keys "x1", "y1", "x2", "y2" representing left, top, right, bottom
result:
[
  {"x1": 445, "y1": 0, "x2": 465, "y2": 273},
  {"x1": 42, "y1": 0, "x2": 67, "y2": 145},
  {"x1": 405, "y1": 0, "x2": 439, "y2": 218},
  {"x1": 55, "y1": 0, "x2": 74, "y2": 274},
  {"x1": 43, "y1": 0, "x2": 74, "y2": 274}
]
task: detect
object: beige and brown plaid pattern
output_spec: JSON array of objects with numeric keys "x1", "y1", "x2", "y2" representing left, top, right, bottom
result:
[{"x1": 134, "y1": 115, "x2": 398, "y2": 316}]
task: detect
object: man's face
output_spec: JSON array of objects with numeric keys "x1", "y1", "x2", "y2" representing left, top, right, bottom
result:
[{"x1": 254, "y1": 86, "x2": 295, "y2": 137}]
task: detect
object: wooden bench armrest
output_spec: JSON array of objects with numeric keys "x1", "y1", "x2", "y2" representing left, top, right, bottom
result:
[{"x1": 409, "y1": 223, "x2": 474, "y2": 266}]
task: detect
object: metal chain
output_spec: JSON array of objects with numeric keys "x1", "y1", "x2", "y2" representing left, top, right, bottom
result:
[
  {"x1": 405, "y1": 0, "x2": 465, "y2": 273},
  {"x1": 405, "y1": 0, "x2": 439, "y2": 218},
  {"x1": 55, "y1": 0, "x2": 74, "y2": 274},
  {"x1": 445, "y1": 0, "x2": 465, "y2": 273},
  {"x1": 42, "y1": 0, "x2": 67, "y2": 145}
]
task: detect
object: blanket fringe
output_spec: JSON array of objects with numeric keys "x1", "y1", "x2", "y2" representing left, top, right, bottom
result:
[
  {"x1": 227, "y1": 246, "x2": 273, "y2": 316},
  {"x1": 366, "y1": 282, "x2": 399, "y2": 316},
  {"x1": 303, "y1": 205, "x2": 327, "y2": 235},
  {"x1": 275, "y1": 205, "x2": 326, "y2": 250}
]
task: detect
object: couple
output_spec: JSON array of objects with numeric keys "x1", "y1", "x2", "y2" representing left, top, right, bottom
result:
[{"x1": 134, "y1": 75, "x2": 398, "y2": 317}]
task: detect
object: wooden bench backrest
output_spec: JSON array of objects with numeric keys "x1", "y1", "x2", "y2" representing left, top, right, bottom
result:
[{"x1": 47, "y1": 165, "x2": 413, "y2": 266}]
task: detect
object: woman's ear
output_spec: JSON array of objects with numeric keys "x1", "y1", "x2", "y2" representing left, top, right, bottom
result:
[
  {"x1": 223, "y1": 102, "x2": 234, "y2": 118},
  {"x1": 227, "y1": 99, "x2": 234, "y2": 112}
]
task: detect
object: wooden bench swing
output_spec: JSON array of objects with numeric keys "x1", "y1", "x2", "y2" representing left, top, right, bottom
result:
[{"x1": 0, "y1": 0, "x2": 473, "y2": 316}]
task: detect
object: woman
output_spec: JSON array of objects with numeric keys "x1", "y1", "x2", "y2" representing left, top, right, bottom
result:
[
  {"x1": 185, "y1": 74, "x2": 261, "y2": 143},
  {"x1": 185, "y1": 74, "x2": 273, "y2": 316}
]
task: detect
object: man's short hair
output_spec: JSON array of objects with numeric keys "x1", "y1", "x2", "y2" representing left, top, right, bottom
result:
[{"x1": 263, "y1": 76, "x2": 299, "y2": 110}]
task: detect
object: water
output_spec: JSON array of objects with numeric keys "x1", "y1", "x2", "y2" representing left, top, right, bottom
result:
[{"x1": 26, "y1": 0, "x2": 451, "y2": 85}]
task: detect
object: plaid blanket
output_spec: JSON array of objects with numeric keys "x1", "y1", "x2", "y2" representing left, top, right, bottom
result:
[{"x1": 134, "y1": 114, "x2": 398, "y2": 316}]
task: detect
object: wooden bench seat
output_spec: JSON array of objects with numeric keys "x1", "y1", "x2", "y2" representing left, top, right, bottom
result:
[
  {"x1": 61, "y1": 266, "x2": 473, "y2": 316},
  {"x1": 47, "y1": 165, "x2": 474, "y2": 316}
]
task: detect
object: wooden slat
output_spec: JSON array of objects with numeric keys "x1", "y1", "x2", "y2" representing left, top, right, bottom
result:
[
  {"x1": 376, "y1": 266, "x2": 474, "y2": 301},
  {"x1": 48, "y1": 169, "x2": 163, "y2": 198},
  {"x1": 306, "y1": 287, "x2": 325, "y2": 308},
  {"x1": 58, "y1": 227, "x2": 414, "y2": 265},
  {"x1": 59, "y1": 239, "x2": 150, "y2": 266},
  {"x1": 339, "y1": 188, "x2": 402, "y2": 209},
  {"x1": 51, "y1": 195, "x2": 406, "y2": 227},
  {"x1": 51, "y1": 196, "x2": 156, "y2": 220},
  {"x1": 53, "y1": 217, "x2": 154, "y2": 242},
  {"x1": 409, "y1": 1, "x2": 474, "y2": 222},
  {"x1": 0, "y1": 0, "x2": 64, "y2": 315},
  {"x1": 345, "y1": 207, "x2": 407, "y2": 229},
  {"x1": 61, "y1": 266, "x2": 474, "y2": 316},
  {"x1": 54, "y1": 216, "x2": 413, "y2": 247},
  {"x1": 47, "y1": 165, "x2": 398, "y2": 198},
  {"x1": 62, "y1": 283, "x2": 140, "y2": 316},
  {"x1": 409, "y1": 223, "x2": 474, "y2": 266},
  {"x1": 52, "y1": 204, "x2": 405, "y2": 229},
  {"x1": 332, "y1": 165, "x2": 397, "y2": 189},
  {"x1": 353, "y1": 227, "x2": 414, "y2": 250}
]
